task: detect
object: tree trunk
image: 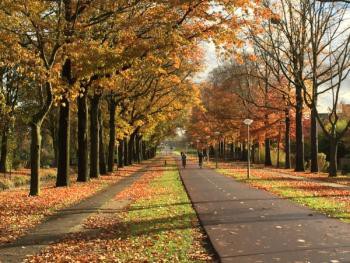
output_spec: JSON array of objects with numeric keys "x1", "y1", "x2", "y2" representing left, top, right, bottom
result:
[
  {"x1": 118, "y1": 139, "x2": 124, "y2": 168},
  {"x1": 30, "y1": 123, "x2": 41, "y2": 196},
  {"x1": 99, "y1": 109, "x2": 107, "y2": 175},
  {"x1": 52, "y1": 133, "x2": 58, "y2": 168},
  {"x1": 90, "y1": 94, "x2": 100, "y2": 178},
  {"x1": 123, "y1": 137, "x2": 128, "y2": 166},
  {"x1": 128, "y1": 133, "x2": 135, "y2": 165},
  {"x1": 56, "y1": 99, "x2": 70, "y2": 187},
  {"x1": 285, "y1": 109, "x2": 291, "y2": 169},
  {"x1": 277, "y1": 139, "x2": 280, "y2": 168},
  {"x1": 56, "y1": 58, "x2": 74, "y2": 187},
  {"x1": 329, "y1": 137, "x2": 338, "y2": 177},
  {"x1": 242, "y1": 143, "x2": 247, "y2": 161},
  {"x1": 295, "y1": 85, "x2": 305, "y2": 171},
  {"x1": 133, "y1": 136, "x2": 137, "y2": 163},
  {"x1": 251, "y1": 144, "x2": 256, "y2": 163},
  {"x1": 0, "y1": 128, "x2": 9, "y2": 173},
  {"x1": 310, "y1": 106, "x2": 319, "y2": 173},
  {"x1": 77, "y1": 92, "x2": 89, "y2": 182},
  {"x1": 220, "y1": 140, "x2": 225, "y2": 159},
  {"x1": 29, "y1": 82, "x2": 53, "y2": 196},
  {"x1": 223, "y1": 139, "x2": 226, "y2": 161},
  {"x1": 230, "y1": 143, "x2": 234, "y2": 161},
  {"x1": 107, "y1": 100, "x2": 116, "y2": 172},
  {"x1": 142, "y1": 141, "x2": 147, "y2": 160},
  {"x1": 264, "y1": 139, "x2": 272, "y2": 166},
  {"x1": 136, "y1": 135, "x2": 142, "y2": 163}
]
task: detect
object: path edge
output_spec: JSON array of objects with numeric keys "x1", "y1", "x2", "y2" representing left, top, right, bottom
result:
[{"x1": 176, "y1": 161, "x2": 221, "y2": 262}]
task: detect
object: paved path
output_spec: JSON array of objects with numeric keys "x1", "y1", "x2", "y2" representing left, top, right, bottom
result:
[
  {"x1": 0, "y1": 168, "x2": 147, "y2": 263},
  {"x1": 180, "y1": 161, "x2": 350, "y2": 263}
]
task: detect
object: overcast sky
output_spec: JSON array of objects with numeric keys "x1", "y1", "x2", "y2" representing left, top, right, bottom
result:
[{"x1": 194, "y1": 41, "x2": 350, "y2": 113}]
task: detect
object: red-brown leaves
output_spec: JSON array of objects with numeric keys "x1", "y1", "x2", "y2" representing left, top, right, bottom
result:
[{"x1": 0, "y1": 164, "x2": 144, "y2": 245}]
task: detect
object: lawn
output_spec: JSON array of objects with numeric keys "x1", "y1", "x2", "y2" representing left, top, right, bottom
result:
[
  {"x1": 209, "y1": 161, "x2": 350, "y2": 223},
  {"x1": 0, "y1": 164, "x2": 145, "y2": 245}
]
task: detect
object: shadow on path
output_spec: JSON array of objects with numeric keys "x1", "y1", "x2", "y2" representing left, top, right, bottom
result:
[{"x1": 180, "y1": 160, "x2": 350, "y2": 263}]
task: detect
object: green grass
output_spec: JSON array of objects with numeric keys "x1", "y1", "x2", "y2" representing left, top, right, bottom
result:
[
  {"x1": 217, "y1": 168, "x2": 350, "y2": 223},
  {"x1": 118, "y1": 164, "x2": 212, "y2": 262}
]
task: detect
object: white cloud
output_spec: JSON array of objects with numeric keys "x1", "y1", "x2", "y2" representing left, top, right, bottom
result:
[
  {"x1": 193, "y1": 41, "x2": 219, "y2": 83},
  {"x1": 318, "y1": 78, "x2": 350, "y2": 113}
]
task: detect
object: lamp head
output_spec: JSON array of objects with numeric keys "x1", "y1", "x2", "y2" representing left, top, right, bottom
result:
[{"x1": 243, "y1": 119, "x2": 253, "y2": 125}]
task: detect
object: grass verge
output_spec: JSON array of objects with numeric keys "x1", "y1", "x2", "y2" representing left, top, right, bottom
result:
[
  {"x1": 119, "y1": 163, "x2": 213, "y2": 262},
  {"x1": 215, "y1": 166, "x2": 350, "y2": 223},
  {"x1": 26, "y1": 158, "x2": 214, "y2": 262}
]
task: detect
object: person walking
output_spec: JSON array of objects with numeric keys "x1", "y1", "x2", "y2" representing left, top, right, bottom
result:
[
  {"x1": 198, "y1": 150, "x2": 204, "y2": 168},
  {"x1": 181, "y1": 152, "x2": 187, "y2": 168}
]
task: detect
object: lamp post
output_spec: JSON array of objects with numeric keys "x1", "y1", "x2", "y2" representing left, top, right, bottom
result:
[
  {"x1": 214, "y1": 131, "x2": 220, "y2": 168},
  {"x1": 243, "y1": 119, "x2": 254, "y2": 179}
]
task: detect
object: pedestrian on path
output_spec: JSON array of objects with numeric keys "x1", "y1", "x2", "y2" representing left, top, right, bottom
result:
[
  {"x1": 198, "y1": 150, "x2": 204, "y2": 168},
  {"x1": 181, "y1": 152, "x2": 187, "y2": 168}
]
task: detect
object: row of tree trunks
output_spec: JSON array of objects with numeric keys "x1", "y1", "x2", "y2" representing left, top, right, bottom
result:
[
  {"x1": 44, "y1": 85, "x2": 156, "y2": 193},
  {"x1": 215, "y1": 111, "x2": 292, "y2": 168}
]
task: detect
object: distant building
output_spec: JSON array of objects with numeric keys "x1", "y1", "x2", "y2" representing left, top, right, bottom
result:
[
  {"x1": 339, "y1": 103, "x2": 350, "y2": 118},
  {"x1": 316, "y1": 103, "x2": 350, "y2": 132}
]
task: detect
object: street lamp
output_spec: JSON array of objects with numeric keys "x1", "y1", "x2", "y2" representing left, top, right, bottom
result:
[
  {"x1": 243, "y1": 119, "x2": 254, "y2": 179},
  {"x1": 214, "y1": 131, "x2": 220, "y2": 168}
]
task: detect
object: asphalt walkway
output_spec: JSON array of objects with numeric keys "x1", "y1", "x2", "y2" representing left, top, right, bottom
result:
[
  {"x1": 0, "y1": 167, "x2": 148, "y2": 262},
  {"x1": 180, "y1": 161, "x2": 350, "y2": 263}
]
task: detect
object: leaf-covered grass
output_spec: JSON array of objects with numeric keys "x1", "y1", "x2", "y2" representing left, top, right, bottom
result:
[
  {"x1": 26, "y1": 159, "x2": 213, "y2": 262},
  {"x1": 118, "y1": 163, "x2": 212, "y2": 262},
  {"x1": 0, "y1": 164, "x2": 145, "y2": 245},
  {"x1": 215, "y1": 166, "x2": 350, "y2": 223},
  {"x1": 0, "y1": 167, "x2": 57, "y2": 190}
]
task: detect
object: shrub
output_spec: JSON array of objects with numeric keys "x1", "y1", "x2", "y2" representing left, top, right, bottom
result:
[
  {"x1": 12, "y1": 176, "x2": 29, "y2": 187},
  {"x1": 318, "y1": 153, "x2": 329, "y2": 173},
  {"x1": 342, "y1": 164, "x2": 350, "y2": 175},
  {"x1": 0, "y1": 178, "x2": 14, "y2": 190}
]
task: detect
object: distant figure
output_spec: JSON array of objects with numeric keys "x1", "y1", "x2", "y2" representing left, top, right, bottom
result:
[
  {"x1": 198, "y1": 151, "x2": 204, "y2": 168},
  {"x1": 181, "y1": 152, "x2": 187, "y2": 168},
  {"x1": 203, "y1": 150, "x2": 208, "y2": 162}
]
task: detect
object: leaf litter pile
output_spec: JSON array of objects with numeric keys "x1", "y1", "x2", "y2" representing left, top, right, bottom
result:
[
  {"x1": 211, "y1": 162, "x2": 350, "y2": 222},
  {"x1": 26, "y1": 158, "x2": 215, "y2": 262},
  {"x1": 0, "y1": 164, "x2": 144, "y2": 245}
]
